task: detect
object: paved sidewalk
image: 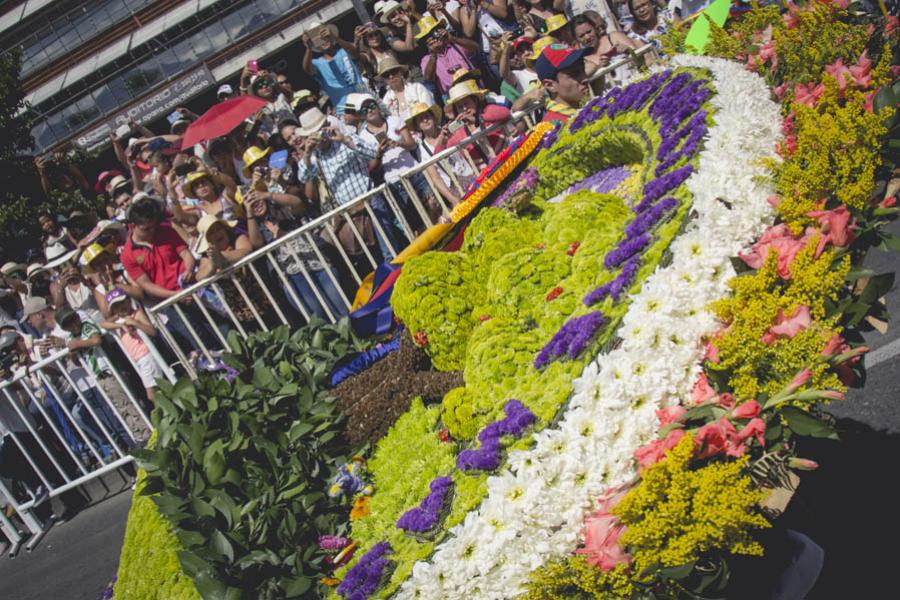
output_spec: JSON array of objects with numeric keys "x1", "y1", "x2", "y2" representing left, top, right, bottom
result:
[{"x1": 0, "y1": 489, "x2": 131, "y2": 600}]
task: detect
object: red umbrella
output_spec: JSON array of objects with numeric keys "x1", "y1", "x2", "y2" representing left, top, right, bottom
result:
[{"x1": 180, "y1": 96, "x2": 269, "y2": 148}]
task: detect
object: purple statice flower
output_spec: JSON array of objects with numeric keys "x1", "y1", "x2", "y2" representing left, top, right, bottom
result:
[
  {"x1": 337, "y1": 542, "x2": 393, "y2": 599},
  {"x1": 320, "y1": 535, "x2": 351, "y2": 551},
  {"x1": 534, "y1": 311, "x2": 607, "y2": 369},
  {"x1": 396, "y1": 476, "x2": 454, "y2": 533},
  {"x1": 655, "y1": 110, "x2": 708, "y2": 176},
  {"x1": 606, "y1": 71, "x2": 671, "y2": 119},
  {"x1": 625, "y1": 197, "x2": 679, "y2": 239},
  {"x1": 457, "y1": 400, "x2": 536, "y2": 472},
  {"x1": 570, "y1": 92, "x2": 614, "y2": 132},
  {"x1": 649, "y1": 72, "x2": 694, "y2": 121},
  {"x1": 493, "y1": 167, "x2": 540, "y2": 208},
  {"x1": 584, "y1": 255, "x2": 641, "y2": 306},
  {"x1": 604, "y1": 232, "x2": 650, "y2": 270},
  {"x1": 539, "y1": 120, "x2": 563, "y2": 149},
  {"x1": 568, "y1": 165, "x2": 631, "y2": 195},
  {"x1": 657, "y1": 84, "x2": 712, "y2": 140},
  {"x1": 635, "y1": 165, "x2": 694, "y2": 213}
]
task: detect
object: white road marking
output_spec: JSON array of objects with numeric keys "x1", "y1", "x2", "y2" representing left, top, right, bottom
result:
[{"x1": 867, "y1": 336, "x2": 900, "y2": 369}]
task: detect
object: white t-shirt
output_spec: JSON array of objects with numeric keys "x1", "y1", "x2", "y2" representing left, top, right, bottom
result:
[
  {"x1": 513, "y1": 69, "x2": 540, "y2": 93},
  {"x1": 477, "y1": 8, "x2": 508, "y2": 53},
  {"x1": 357, "y1": 115, "x2": 418, "y2": 184},
  {"x1": 382, "y1": 82, "x2": 436, "y2": 120}
]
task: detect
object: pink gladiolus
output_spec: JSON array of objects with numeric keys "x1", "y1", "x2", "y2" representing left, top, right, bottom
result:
[
  {"x1": 739, "y1": 224, "x2": 813, "y2": 278},
  {"x1": 849, "y1": 50, "x2": 873, "y2": 89},
  {"x1": 783, "y1": 3, "x2": 800, "y2": 29},
  {"x1": 787, "y1": 367, "x2": 813, "y2": 393},
  {"x1": 762, "y1": 305, "x2": 811, "y2": 344},
  {"x1": 657, "y1": 405, "x2": 687, "y2": 426},
  {"x1": 704, "y1": 341, "x2": 721, "y2": 363},
  {"x1": 788, "y1": 457, "x2": 820, "y2": 471},
  {"x1": 864, "y1": 91, "x2": 875, "y2": 114},
  {"x1": 635, "y1": 429, "x2": 685, "y2": 470},
  {"x1": 821, "y1": 390, "x2": 846, "y2": 401},
  {"x1": 794, "y1": 82, "x2": 825, "y2": 107},
  {"x1": 807, "y1": 205, "x2": 856, "y2": 255},
  {"x1": 821, "y1": 334, "x2": 847, "y2": 357},
  {"x1": 696, "y1": 418, "x2": 743, "y2": 458},
  {"x1": 825, "y1": 58, "x2": 852, "y2": 94},
  {"x1": 715, "y1": 393, "x2": 736, "y2": 410},
  {"x1": 691, "y1": 372, "x2": 717, "y2": 405},
  {"x1": 886, "y1": 15, "x2": 899, "y2": 36},
  {"x1": 732, "y1": 400, "x2": 762, "y2": 420},
  {"x1": 773, "y1": 82, "x2": 789, "y2": 100},
  {"x1": 880, "y1": 195, "x2": 898, "y2": 208},
  {"x1": 577, "y1": 487, "x2": 632, "y2": 572},
  {"x1": 738, "y1": 418, "x2": 767, "y2": 447},
  {"x1": 767, "y1": 195, "x2": 783, "y2": 209}
]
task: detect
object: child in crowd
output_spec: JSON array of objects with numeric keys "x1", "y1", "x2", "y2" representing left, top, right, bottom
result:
[{"x1": 102, "y1": 288, "x2": 161, "y2": 400}]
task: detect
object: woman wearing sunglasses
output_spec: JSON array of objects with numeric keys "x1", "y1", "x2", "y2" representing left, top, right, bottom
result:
[{"x1": 247, "y1": 70, "x2": 295, "y2": 138}]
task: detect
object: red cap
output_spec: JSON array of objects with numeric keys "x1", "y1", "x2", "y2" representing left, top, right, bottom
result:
[
  {"x1": 535, "y1": 44, "x2": 589, "y2": 81},
  {"x1": 513, "y1": 36, "x2": 534, "y2": 50}
]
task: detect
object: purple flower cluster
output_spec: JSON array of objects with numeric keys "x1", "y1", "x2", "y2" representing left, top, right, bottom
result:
[
  {"x1": 635, "y1": 165, "x2": 694, "y2": 213},
  {"x1": 570, "y1": 91, "x2": 616, "y2": 132},
  {"x1": 606, "y1": 71, "x2": 672, "y2": 119},
  {"x1": 583, "y1": 256, "x2": 641, "y2": 306},
  {"x1": 655, "y1": 110, "x2": 708, "y2": 177},
  {"x1": 493, "y1": 167, "x2": 540, "y2": 208},
  {"x1": 396, "y1": 476, "x2": 454, "y2": 533},
  {"x1": 603, "y1": 232, "x2": 650, "y2": 270},
  {"x1": 625, "y1": 197, "x2": 679, "y2": 239},
  {"x1": 534, "y1": 311, "x2": 607, "y2": 369},
  {"x1": 539, "y1": 120, "x2": 563, "y2": 150},
  {"x1": 568, "y1": 165, "x2": 631, "y2": 195},
  {"x1": 337, "y1": 542, "x2": 393, "y2": 600},
  {"x1": 457, "y1": 400, "x2": 536, "y2": 471},
  {"x1": 320, "y1": 535, "x2": 351, "y2": 551}
]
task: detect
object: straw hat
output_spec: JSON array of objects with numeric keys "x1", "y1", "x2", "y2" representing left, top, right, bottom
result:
[
  {"x1": 405, "y1": 102, "x2": 443, "y2": 129},
  {"x1": 108, "y1": 174, "x2": 131, "y2": 196},
  {"x1": 182, "y1": 171, "x2": 214, "y2": 197},
  {"x1": 25, "y1": 263, "x2": 44, "y2": 280},
  {"x1": 196, "y1": 213, "x2": 238, "y2": 254},
  {"x1": 241, "y1": 146, "x2": 272, "y2": 177},
  {"x1": 44, "y1": 244, "x2": 77, "y2": 270},
  {"x1": 545, "y1": 14, "x2": 569, "y2": 35},
  {"x1": 291, "y1": 89, "x2": 315, "y2": 109},
  {"x1": 306, "y1": 21, "x2": 340, "y2": 51},
  {"x1": 451, "y1": 67, "x2": 482, "y2": 85},
  {"x1": 296, "y1": 107, "x2": 328, "y2": 137},
  {"x1": 374, "y1": 0, "x2": 403, "y2": 24},
  {"x1": 526, "y1": 36, "x2": 560, "y2": 66},
  {"x1": 0, "y1": 262, "x2": 25, "y2": 277},
  {"x1": 445, "y1": 80, "x2": 488, "y2": 106},
  {"x1": 414, "y1": 14, "x2": 444, "y2": 40},
  {"x1": 376, "y1": 55, "x2": 409, "y2": 78}
]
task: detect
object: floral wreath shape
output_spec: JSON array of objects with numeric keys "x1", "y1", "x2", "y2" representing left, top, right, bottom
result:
[{"x1": 334, "y1": 63, "x2": 730, "y2": 599}]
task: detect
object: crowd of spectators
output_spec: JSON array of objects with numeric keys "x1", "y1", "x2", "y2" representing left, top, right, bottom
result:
[{"x1": 0, "y1": 0, "x2": 708, "y2": 554}]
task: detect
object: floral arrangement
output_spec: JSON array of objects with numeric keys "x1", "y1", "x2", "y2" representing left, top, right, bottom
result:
[{"x1": 319, "y1": 6, "x2": 898, "y2": 598}]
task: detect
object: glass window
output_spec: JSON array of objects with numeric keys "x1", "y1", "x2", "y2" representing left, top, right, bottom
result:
[
  {"x1": 91, "y1": 84, "x2": 120, "y2": 114},
  {"x1": 31, "y1": 119, "x2": 58, "y2": 153},
  {"x1": 120, "y1": 63, "x2": 163, "y2": 99},
  {"x1": 197, "y1": 20, "x2": 230, "y2": 58}
]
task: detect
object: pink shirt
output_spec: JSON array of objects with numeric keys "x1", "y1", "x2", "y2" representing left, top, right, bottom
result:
[
  {"x1": 421, "y1": 42, "x2": 476, "y2": 97},
  {"x1": 118, "y1": 312, "x2": 150, "y2": 361}
]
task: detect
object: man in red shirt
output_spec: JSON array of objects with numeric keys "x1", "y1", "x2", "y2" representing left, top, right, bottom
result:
[
  {"x1": 534, "y1": 44, "x2": 590, "y2": 123},
  {"x1": 120, "y1": 197, "x2": 216, "y2": 354},
  {"x1": 120, "y1": 198, "x2": 194, "y2": 299}
]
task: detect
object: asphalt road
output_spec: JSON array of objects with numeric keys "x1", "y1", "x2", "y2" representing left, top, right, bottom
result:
[
  {"x1": 0, "y1": 488, "x2": 131, "y2": 600},
  {"x1": 0, "y1": 223, "x2": 897, "y2": 600}
]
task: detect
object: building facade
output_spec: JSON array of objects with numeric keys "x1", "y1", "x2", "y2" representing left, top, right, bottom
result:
[{"x1": 1, "y1": 0, "x2": 356, "y2": 153}]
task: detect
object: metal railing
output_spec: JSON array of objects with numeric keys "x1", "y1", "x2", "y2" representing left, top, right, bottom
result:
[{"x1": 0, "y1": 334, "x2": 173, "y2": 555}]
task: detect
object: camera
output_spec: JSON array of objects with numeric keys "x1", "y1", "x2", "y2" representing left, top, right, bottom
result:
[{"x1": 447, "y1": 120, "x2": 466, "y2": 134}]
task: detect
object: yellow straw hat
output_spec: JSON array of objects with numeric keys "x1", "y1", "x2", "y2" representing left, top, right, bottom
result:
[
  {"x1": 414, "y1": 14, "x2": 444, "y2": 41},
  {"x1": 451, "y1": 67, "x2": 482, "y2": 85},
  {"x1": 241, "y1": 146, "x2": 272, "y2": 177},
  {"x1": 80, "y1": 242, "x2": 114, "y2": 265},
  {"x1": 545, "y1": 14, "x2": 569, "y2": 35},
  {"x1": 404, "y1": 102, "x2": 443, "y2": 129},
  {"x1": 445, "y1": 80, "x2": 488, "y2": 106},
  {"x1": 526, "y1": 36, "x2": 560, "y2": 67},
  {"x1": 182, "y1": 171, "x2": 214, "y2": 197},
  {"x1": 196, "y1": 213, "x2": 239, "y2": 254}
]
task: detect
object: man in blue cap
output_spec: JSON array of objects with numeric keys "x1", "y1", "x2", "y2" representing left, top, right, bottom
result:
[{"x1": 534, "y1": 43, "x2": 591, "y2": 123}]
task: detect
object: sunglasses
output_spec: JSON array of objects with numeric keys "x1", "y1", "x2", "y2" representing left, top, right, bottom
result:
[
  {"x1": 360, "y1": 103, "x2": 378, "y2": 113},
  {"x1": 253, "y1": 79, "x2": 275, "y2": 89}
]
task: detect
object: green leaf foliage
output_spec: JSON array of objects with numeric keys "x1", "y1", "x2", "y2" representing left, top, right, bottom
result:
[{"x1": 134, "y1": 321, "x2": 367, "y2": 599}]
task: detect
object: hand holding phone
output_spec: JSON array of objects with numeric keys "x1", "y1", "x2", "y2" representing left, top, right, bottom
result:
[{"x1": 247, "y1": 59, "x2": 259, "y2": 74}]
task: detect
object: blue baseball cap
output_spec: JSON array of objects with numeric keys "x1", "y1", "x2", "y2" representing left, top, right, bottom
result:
[{"x1": 535, "y1": 44, "x2": 589, "y2": 81}]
